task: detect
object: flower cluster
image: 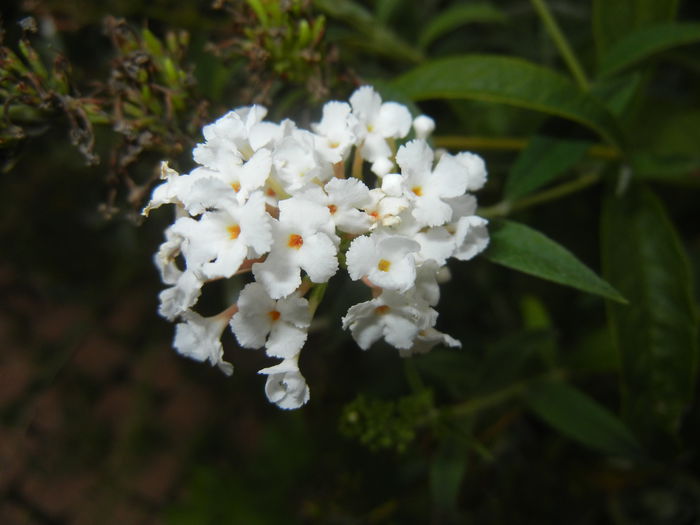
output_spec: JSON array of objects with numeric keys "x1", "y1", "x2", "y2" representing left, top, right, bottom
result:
[{"x1": 144, "y1": 86, "x2": 489, "y2": 409}]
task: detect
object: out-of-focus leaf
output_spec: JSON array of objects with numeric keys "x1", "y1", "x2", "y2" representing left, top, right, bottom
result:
[
  {"x1": 485, "y1": 220, "x2": 626, "y2": 303},
  {"x1": 632, "y1": 153, "x2": 700, "y2": 184},
  {"x1": 602, "y1": 184, "x2": 699, "y2": 442},
  {"x1": 599, "y1": 23, "x2": 700, "y2": 77},
  {"x1": 314, "y1": 0, "x2": 423, "y2": 63},
  {"x1": 430, "y1": 436, "x2": 468, "y2": 517},
  {"x1": 520, "y1": 295, "x2": 557, "y2": 366},
  {"x1": 591, "y1": 72, "x2": 644, "y2": 116},
  {"x1": 527, "y1": 380, "x2": 644, "y2": 458},
  {"x1": 593, "y1": 0, "x2": 678, "y2": 59},
  {"x1": 504, "y1": 135, "x2": 590, "y2": 200},
  {"x1": 391, "y1": 55, "x2": 624, "y2": 147},
  {"x1": 418, "y1": 3, "x2": 507, "y2": 49}
]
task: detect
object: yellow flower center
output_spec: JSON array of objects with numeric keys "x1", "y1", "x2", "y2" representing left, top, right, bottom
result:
[
  {"x1": 228, "y1": 224, "x2": 241, "y2": 240},
  {"x1": 288, "y1": 234, "x2": 304, "y2": 249},
  {"x1": 377, "y1": 259, "x2": 391, "y2": 272},
  {"x1": 412, "y1": 186, "x2": 423, "y2": 196}
]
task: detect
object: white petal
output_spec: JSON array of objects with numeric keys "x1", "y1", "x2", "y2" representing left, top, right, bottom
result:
[
  {"x1": 431, "y1": 153, "x2": 469, "y2": 198},
  {"x1": 376, "y1": 101, "x2": 412, "y2": 138},
  {"x1": 296, "y1": 233, "x2": 339, "y2": 283},
  {"x1": 455, "y1": 151, "x2": 487, "y2": 191},
  {"x1": 396, "y1": 139, "x2": 433, "y2": 178},
  {"x1": 266, "y1": 322, "x2": 308, "y2": 358},
  {"x1": 345, "y1": 235, "x2": 375, "y2": 280},
  {"x1": 253, "y1": 255, "x2": 301, "y2": 300}
]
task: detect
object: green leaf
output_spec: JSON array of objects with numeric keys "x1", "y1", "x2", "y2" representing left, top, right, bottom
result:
[
  {"x1": 485, "y1": 220, "x2": 626, "y2": 302},
  {"x1": 485, "y1": 220, "x2": 625, "y2": 302},
  {"x1": 599, "y1": 22, "x2": 700, "y2": 77},
  {"x1": 391, "y1": 55, "x2": 624, "y2": 147},
  {"x1": 315, "y1": 0, "x2": 423, "y2": 63},
  {"x1": 602, "y1": 184, "x2": 699, "y2": 442},
  {"x1": 430, "y1": 436, "x2": 468, "y2": 516},
  {"x1": 418, "y1": 3, "x2": 507, "y2": 49},
  {"x1": 593, "y1": 0, "x2": 678, "y2": 59},
  {"x1": 527, "y1": 380, "x2": 644, "y2": 458},
  {"x1": 504, "y1": 135, "x2": 590, "y2": 201}
]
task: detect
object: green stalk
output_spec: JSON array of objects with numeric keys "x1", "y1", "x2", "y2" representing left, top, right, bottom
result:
[
  {"x1": 529, "y1": 0, "x2": 590, "y2": 90},
  {"x1": 479, "y1": 172, "x2": 601, "y2": 218}
]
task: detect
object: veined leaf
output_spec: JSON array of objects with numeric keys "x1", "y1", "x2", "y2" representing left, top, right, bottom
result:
[
  {"x1": 484, "y1": 220, "x2": 626, "y2": 302},
  {"x1": 602, "y1": 184, "x2": 699, "y2": 442},
  {"x1": 504, "y1": 135, "x2": 590, "y2": 201},
  {"x1": 527, "y1": 380, "x2": 644, "y2": 458},
  {"x1": 391, "y1": 55, "x2": 624, "y2": 147},
  {"x1": 593, "y1": 0, "x2": 678, "y2": 59},
  {"x1": 418, "y1": 3, "x2": 507, "y2": 49},
  {"x1": 599, "y1": 22, "x2": 700, "y2": 77}
]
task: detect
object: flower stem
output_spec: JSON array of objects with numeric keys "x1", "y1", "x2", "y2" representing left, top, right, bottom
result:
[
  {"x1": 433, "y1": 135, "x2": 620, "y2": 160},
  {"x1": 529, "y1": 0, "x2": 590, "y2": 90},
  {"x1": 479, "y1": 172, "x2": 601, "y2": 218},
  {"x1": 446, "y1": 369, "x2": 566, "y2": 418},
  {"x1": 351, "y1": 145, "x2": 364, "y2": 180},
  {"x1": 307, "y1": 282, "x2": 328, "y2": 316}
]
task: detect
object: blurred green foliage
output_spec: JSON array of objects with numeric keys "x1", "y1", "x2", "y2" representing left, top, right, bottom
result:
[{"x1": 2, "y1": 0, "x2": 700, "y2": 523}]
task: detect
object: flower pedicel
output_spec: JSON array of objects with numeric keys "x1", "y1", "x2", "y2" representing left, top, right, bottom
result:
[{"x1": 144, "y1": 86, "x2": 489, "y2": 409}]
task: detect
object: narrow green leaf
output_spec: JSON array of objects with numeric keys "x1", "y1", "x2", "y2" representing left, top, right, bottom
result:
[
  {"x1": 315, "y1": 0, "x2": 423, "y2": 63},
  {"x1": 418, "y1": 3, "x2": 507, "y2": 49},
  {"x1": 485, "y1": 220, "x2": 626, "y2": 302},
  {"x1": 391, "y1": 55, "x2": 624, "y2": 147},
  {"x1": 527, "y1": 380, "x2": 644, "y2": 458},
  {"x1": 599, "y1": 23, "x2": 700, "y2": 77},
  {"x1": 504, "y1": 135, "x2": 590, "y2": 200},
  {"x1": 593, "y1": 0, "x2": 678, "y2": 59},
  {"x1": 602, "y1": 184, "x2": 699, "y2": 442}
]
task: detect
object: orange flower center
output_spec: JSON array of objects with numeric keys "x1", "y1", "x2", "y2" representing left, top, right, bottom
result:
[
  {"x1": 374, "y1": 305, "x2": 390, "y2": 315},
  {"x1": 288, "y1": 234, "x2": 304, "y2": 249},
  {"x1": 231, "y1": 181, "x2": 241, "y2": 193},
  {"x1": 328, "y1": 204, "x2": 338, "y2": 215},
  {"x1": 228, "y1": 224, "x2": 241, "y2": 239},
  {"x1": 268, "y1": 310, "x2": 281, "y2": 321},
  {"x1": 412, "y1": 186, "x2": 423, "y2": 196}
]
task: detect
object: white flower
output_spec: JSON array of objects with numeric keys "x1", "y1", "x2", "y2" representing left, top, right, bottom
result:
[
  {"x1": 349, "y1": 86, "x2": 412, "y2": 174},
  {"x1": 312, "y1": 101, "x2": 358, "y2": 164},
  {"x1": 396, "y1": 139, "x2": 471, "y2": 227},
  {"x1": 447, "y1": 195, "x2": 490, "y2": 261},
  {"x1": 170, "y1": 191, "x2": 271, "y2": 280},
  {"x1": 365, "y1": 188, "x2": 409, "y2": 229},
  {"x1": 174, "y1": 309, "x2": 234, "y2": 375},
  {"x1": 154, "y1": 224, "x2": 185, "y2": 285},
  {"x1": 230, "y1": 282, "x2": 311, "y2": 359},
  {"x1": 398, "y1": 327, "x2": 461, "y2": 357},
  {"x1": 194, "y1": 105, "x2": 268, "y2": 166},
  {"x1": 253, "y1": 197, "x2": 339, "y2": 299},
  {"x1": 143, "y1": 162, "x2": 184, "y2": 216},
  {"x1": 273, "y1": 129, "x2": 332, "y2": 194},
  {"x1": 342, "y1": 290, "x2": 437, "y2": 350},
  {"x1": 158, "y1": 269, "x2": 203, "y2": 321},
  {"x1": 298, "y1": 178, "x2": 373, "y2": 235},
  {"x1": 259, "y1": 355, "x2": 310, "y2": 409},
  {"x1": 346, "y1": 234, "x2": 420, "y2": 293}
]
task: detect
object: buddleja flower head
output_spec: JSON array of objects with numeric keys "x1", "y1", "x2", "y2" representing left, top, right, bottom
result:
[{"x1": 145, "y1": 85, "x2": 490, "y2": 410}]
